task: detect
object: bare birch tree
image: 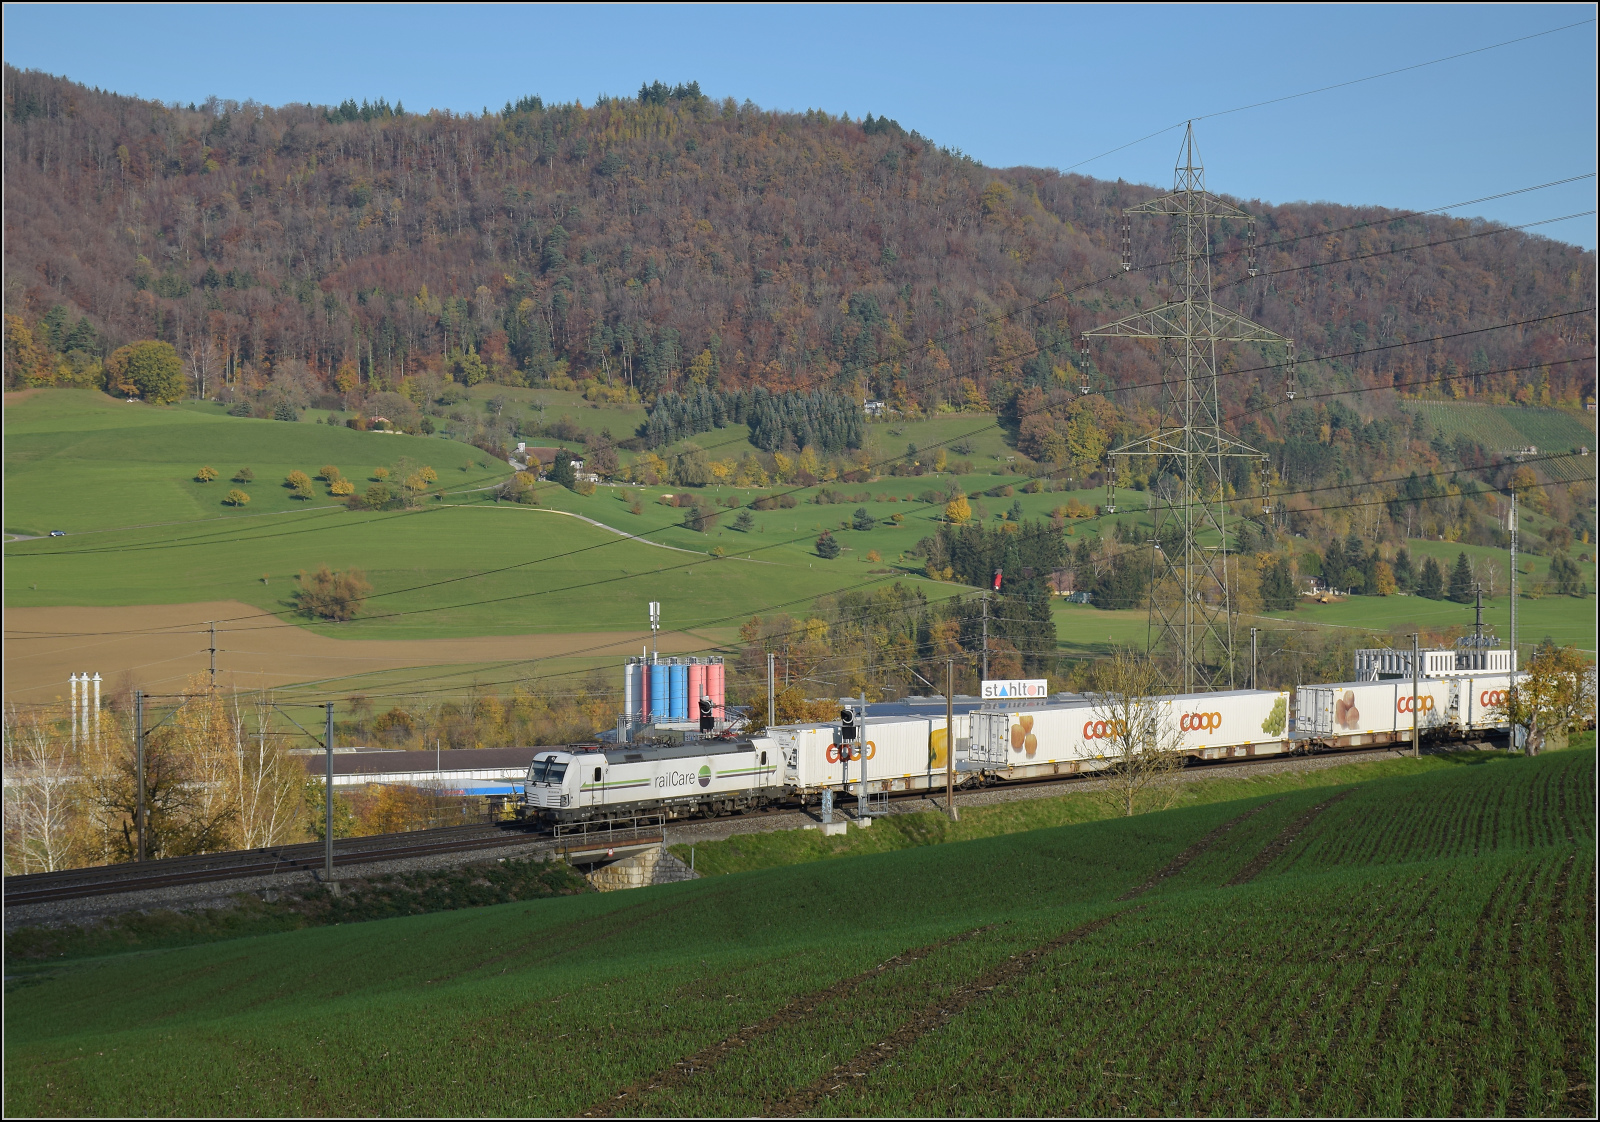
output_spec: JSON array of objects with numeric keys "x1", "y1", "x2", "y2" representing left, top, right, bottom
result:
[
  {"x1": 1086, "y1": 650, "x2": 1187, "y2": 816},
  {"x1": 232, "y1": 692, "x2": 302, "y2": 848},
  {"x1": 3, "y1": 704, "x2": 82, "y2": 873}
]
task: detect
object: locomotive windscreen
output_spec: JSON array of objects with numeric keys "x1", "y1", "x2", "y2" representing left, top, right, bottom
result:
[{"x1": 529, "y1": 759, "x2": 568, "y2": 784}]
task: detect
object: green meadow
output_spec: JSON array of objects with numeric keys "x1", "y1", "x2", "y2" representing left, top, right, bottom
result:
[
  {"x1": 6, "y1": 744, "x2": 1591, "y2": 1117},
  {"x1": 1260, "y1": 533, "x2": 1598, "y2": 654},
  {"x1": 3, "y1": 391, "x2": 979, "y2": 640},
  {"x1": 3, "y1": 390, "x2": 501, "y2": 536},
  {"x1": 3, "y1": 502, "x2": 888, "y2": 640},
  {"x1": 6, "y1": 390, "x2": 1589, "y2": 660}
]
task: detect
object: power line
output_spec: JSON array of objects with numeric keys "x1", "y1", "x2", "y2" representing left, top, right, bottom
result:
[
  {"x1": 1215, "y1": 211, "x2": 1597, "y2": 295},
  {"x1": 1057, "y1": 17, "x2": 1597, "y2": 174},
  {"x1": 1248, "y1": 173, "x2": 1597, "y2": 255},
  {"x1": 1225, "y1": 355, "x2": 1594, "y2": 426},
  {"x1": 12, "y1": 294, "x2": 1586, "y2": 636},
  {"x1": 11, "y1": 173, "x2": 1586, "y2": 576}
]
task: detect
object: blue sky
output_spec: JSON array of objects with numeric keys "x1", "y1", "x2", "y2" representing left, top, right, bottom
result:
[{"x1": 4, "y1": 3, "x2": 1595, "y2": 247}]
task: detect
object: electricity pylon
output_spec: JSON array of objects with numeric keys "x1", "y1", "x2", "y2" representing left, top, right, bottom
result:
[{"x1": 1085, "y1": 122, "x2": 1291, "y2": 692}]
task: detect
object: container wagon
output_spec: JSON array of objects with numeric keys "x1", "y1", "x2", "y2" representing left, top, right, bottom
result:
[
  {"x1": 967, "y1": 688, "x2": 1294, "y2": 777},
  {"x1": 771, "y1": 712, "x2": 976, "y2": 798}
]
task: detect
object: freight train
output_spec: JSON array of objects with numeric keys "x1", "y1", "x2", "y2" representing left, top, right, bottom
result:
[{"x1": 516, "y1": 648, "x2": 1524, "y2": 825}]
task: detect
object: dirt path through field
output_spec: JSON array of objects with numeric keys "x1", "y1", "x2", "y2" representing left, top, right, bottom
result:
[{"x1": 3, "y1": 601, "x2": 709, "y2": 701}]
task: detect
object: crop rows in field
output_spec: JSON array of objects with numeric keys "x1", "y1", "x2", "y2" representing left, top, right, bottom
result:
[
  {"x1": 808, "y1": 852, "x2": 1593, "y2": 1117},
  {"x1": 5, "y1": 749, "x2": 1594, "y2": 1118},
  {"x1": 1270, "y1": 750, "x2": 1594, "y2": 874}
]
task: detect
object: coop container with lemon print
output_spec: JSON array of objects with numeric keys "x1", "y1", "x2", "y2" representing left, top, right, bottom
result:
[{"x1": 1156, "y1": 689, "x2": 1293, "y2": 759}]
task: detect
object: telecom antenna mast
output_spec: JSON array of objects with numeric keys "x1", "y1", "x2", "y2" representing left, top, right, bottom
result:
[{"x1": 1085, "y1": 122, "x2": 1291, "y2": 691}]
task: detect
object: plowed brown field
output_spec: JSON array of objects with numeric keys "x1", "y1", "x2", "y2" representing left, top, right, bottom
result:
[{"x1": 4, "y1": 601, "x2": 708, "y2": 701}]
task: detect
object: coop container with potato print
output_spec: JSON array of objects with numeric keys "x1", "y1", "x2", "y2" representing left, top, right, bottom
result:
[
  {"x1": 1292, "y1": 678, "x2": 1455, "y2": 745},
  {"x1": 968, "y1": 702, "x2": 1094, "y2": 768},
  {"x1": 971, "y1": 690, "x2": 1293, "y2": 769}
]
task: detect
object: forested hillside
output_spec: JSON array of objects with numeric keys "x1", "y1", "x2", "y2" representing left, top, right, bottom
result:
[{"x1": 4, "y1": 66, "x2": 1594, "y2": 557}]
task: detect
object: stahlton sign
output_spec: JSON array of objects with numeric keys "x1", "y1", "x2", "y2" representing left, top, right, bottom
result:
[{"x1": 981, "y1": 679, "x2": 1049, "y2": 699}]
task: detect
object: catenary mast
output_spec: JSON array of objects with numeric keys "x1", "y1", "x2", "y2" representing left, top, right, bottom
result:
[{"x1": 1087, "y1": 123, "x2": 1292, "y2": 691}]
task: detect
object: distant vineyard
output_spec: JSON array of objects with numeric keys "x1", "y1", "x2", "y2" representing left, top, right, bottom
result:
[{"x1": 1414, "y1": 402, "x2": 1595, "y2": 453}]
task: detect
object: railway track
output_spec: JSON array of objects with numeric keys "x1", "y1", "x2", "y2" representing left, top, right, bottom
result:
[
  {"x1": 2, "y1": 823, "x2": 549, "y2": 908},
  {"x1": 2, "y1": 740, "x2": 1448, "y2": 910}
]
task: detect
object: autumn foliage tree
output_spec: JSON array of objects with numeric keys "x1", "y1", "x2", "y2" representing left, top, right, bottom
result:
[
  {"x1": 104, "y1": 340, "x2": 183, "y2": 403},
  {"x1": 294, "y1": 565, "x2": 373, "y2": 621}
]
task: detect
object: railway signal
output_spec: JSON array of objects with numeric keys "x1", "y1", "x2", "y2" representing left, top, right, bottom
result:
[
  {"x1": 698, "y1": 695, "x2": 715, "y2": 732},
  {"x1": 838, "y1": 707, "x2": 859, "y2": 742}
]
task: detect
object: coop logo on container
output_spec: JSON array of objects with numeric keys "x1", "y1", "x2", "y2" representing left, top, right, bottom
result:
[
  {"x1": 1180, "y1": 711, "x2": 1223, "y2": 732},
  {"x1": 1479, "y1": 689, "x2": 1507, "y2": 706},
  {"x1": 982, "y1": 679, "x2": 1048, "y2": 700},
  {"x1": 1397, "y1": 696, "x2": 1435, "y2": 713},
  {"x1": 825, "y1": 742, "x2": 877, "y2": 763}
]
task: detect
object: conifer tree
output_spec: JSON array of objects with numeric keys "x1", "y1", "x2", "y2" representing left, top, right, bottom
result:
[
  {"x1": 1262, "y1": 556, "x2": 1298, "y2": 611},
  {"x1": 1419, "y1": 556, "x2": 1445, "y2": 600},
  {"x1": 1447, "y1": 551, "x2": 1475, "y2": 603},
  {"x1": 548, "y1": 449, "x2": 577, "y2": 490},
  {"x1": 1393, "y1": 548, "x2": 1416, "y2": 592}
]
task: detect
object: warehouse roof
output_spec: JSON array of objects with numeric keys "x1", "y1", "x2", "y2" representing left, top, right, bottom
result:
[{"x1": 294, "y1": 746, "x2": 539, "y2": 777}]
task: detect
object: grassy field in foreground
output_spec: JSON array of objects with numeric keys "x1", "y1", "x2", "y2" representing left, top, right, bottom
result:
[
  {"x1": 5, "y1": 745, "x2": 1591, "y2": 1117},
  {"x1": 667, "y1": 747, "x2": 1528, "y2": 877}
]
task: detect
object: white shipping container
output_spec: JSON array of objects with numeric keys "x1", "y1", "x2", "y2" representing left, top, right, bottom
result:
[
  {"x1": 775, "y1": 714, "x2": 972, "y2": 791},
  {"x1": 1158, "y1": 689, "x2": 1292, "y2": 755},
  {"x1": 1453, "y1": 673, "x2": 1518, "y2": 732},
  {"x1": 1293, "y1": 678, "x2": 1454, "y2": 741},
  {"x1": 972, "y1": 690, "x2": 1291, "y2": 769}
]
